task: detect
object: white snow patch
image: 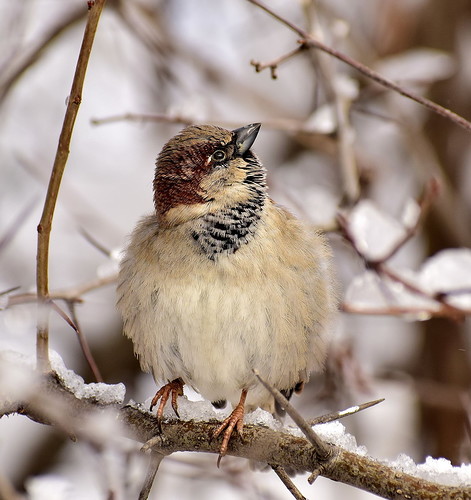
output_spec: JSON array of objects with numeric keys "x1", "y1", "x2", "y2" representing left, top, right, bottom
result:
[
  {"x1": 283, "y1": 421, "x2": 367, "y2": 456},
  {"x1": 348, "y1": 200, "x2": 407, "y2": 261},
  {"x1": 314, "y1": 421, "x2": 368, "y2": 456},
  {"x1": 345, "y1": 270, "x2": 438, "y2": 317},
  {"x1": 139, "y1": 395, "x2": 280, "y2": 430},
  {"x1": 304, "y1": 104, "x2": 337, "y2": 134},
  {"x1": 346, "y1": 249, "x2": 471, "y2": 314},
  {"x1": 96, "y1": 259, "x2": 119, "y2": 279},
  {"x1": 401, "y1": 198, "x2": 421, "y2": 229},
  {"x1": 142, "y1": 395, "x2": 222, "y2": 422},
  {"x1": 26, "y1": 475, "x2": 73, "y2": 500},
  {"x1": 333, "y1": 74, "x2": 360, "y2": 100},
  {"x1": 0, "y1": 351, "x2": 125, "y2": 406},
  {"x1": 417, "y1": 248, "x2": 471, "y2": 309},
  {"x1": 50, "y1": 351, "x2": 125, "y2": 405},
  {"x1": 391, "y1": 453, "x2": 471, "y2": 487},
  {"x1": 245, "y1": 407, "x2": 280, "y2": 429},
  {"x1": 0, "y1": 350, "x2": 37, "y2": 400},
  {"x1": 80, "y1": 408, "x2": 125, "y2": 444}
]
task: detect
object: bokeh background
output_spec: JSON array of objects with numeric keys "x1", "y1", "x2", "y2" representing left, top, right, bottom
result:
[{"x1": 1, "y1": 0, "x2": 470, "y2": 498}]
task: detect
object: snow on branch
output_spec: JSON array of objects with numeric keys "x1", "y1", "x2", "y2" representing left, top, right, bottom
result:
[
  {"x1": 339, "y1": 180, "x2": 471, "y2": 320},
  {"x1": 1, "y1": 352, "x2": 469, "y2": 500}
]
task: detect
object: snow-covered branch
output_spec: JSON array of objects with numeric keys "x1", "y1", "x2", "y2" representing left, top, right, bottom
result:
[{"x1": 1, "y1": 353, "x2": 469, "y2": 500}]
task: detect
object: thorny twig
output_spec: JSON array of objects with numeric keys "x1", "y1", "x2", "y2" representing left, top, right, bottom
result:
[
  {"x1": 253, "y1": 369, "x2": 333, "y2": 461},
  {"x1": 308, "y1": 398, "x2": 385, "y2": 426}
]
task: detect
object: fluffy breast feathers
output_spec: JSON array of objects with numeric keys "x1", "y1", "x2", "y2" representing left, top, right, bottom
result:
[{"x1": 117, "y1": 200, "x2": 336, "y2": 409}]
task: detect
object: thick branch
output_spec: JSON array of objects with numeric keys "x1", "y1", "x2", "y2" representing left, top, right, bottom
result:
[{"x1": 2, "y1": 372, "x2": 469, "y2": 500}]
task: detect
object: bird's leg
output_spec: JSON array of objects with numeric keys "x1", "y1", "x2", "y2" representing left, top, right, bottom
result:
[
  {"x1": 213, "y1": 389, "x2": 247, "y2": 466},
  {"x1": 150, "y1": 378, "x2": 184, "y2": 431}
]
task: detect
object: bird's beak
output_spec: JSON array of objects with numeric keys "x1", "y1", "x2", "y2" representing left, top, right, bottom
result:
[{"x1": 233, "y1": 123, "x2": 261, "y2": 155}]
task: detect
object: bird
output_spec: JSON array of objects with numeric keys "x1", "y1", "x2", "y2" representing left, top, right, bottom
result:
[{"x1": 116, "y1": 123, "x2": 336, "y2": 464}]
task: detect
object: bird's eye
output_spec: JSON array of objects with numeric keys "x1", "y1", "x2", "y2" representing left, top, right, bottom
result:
[{"x1": 212, "y1": 150, "x2": 226, "y2": 162}]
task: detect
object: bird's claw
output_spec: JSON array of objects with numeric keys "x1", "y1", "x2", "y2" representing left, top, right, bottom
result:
[
  {"x1": 150, "y1": 378, "x2": 184, "y2": 429},
  {"x1": 213, "y1": 390, "x2": 247, "y2": 467}
]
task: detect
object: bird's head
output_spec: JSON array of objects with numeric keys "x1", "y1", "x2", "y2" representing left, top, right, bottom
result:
[{"x1": 153, "y1": 123, "x2": 265, "y2": 227}]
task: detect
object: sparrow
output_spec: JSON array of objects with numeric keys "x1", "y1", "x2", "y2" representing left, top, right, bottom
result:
[{"x1": 117, "y1": 123, "x2": 336, "y2": 463}]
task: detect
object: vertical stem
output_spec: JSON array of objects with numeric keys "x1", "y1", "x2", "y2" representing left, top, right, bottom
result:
[
  {"x1": 138, "y1": 453, "x2": 165, "y2": 500},
  {"x1": 36, "y1": 0, "x2": 107, "y2": 371}
]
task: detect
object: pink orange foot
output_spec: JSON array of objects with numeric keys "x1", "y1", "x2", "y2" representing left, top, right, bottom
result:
[
  {"x1": 150, "y1": 378, "x2": 184, "y2": 431},
  {"x1": 213, "y1": 389, "x2": 247, "y2": 467}
]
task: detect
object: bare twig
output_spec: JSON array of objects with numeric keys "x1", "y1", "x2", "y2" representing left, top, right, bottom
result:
[
  {"x1": 138, "y1": 452, "x2": 166, "y2": 500},
  {"x1": 0, "y1": 286, "x2": 21, "y2": 297},
  {"x1": 90, "y1": 111, "x2": 337, "y2": 151},
  {"x1": 271, "y1": 464, "x2": 307, "y2": 500},
  {"x1": 0, "y1": 198, "x2": 37, "y2": 254},
  {"x1": 49, "y1": 300, "x2": 79, "y2": 333},
  {"x1": 66, "y1": 301, "x2": 104, "y2": 382},
  {"x1": 91, "y1": 112, "x2": 306, "y2": 134},
  {"x1": 246, "y1": 0, "x2": 471, "y2": 134},
  {"x1": 0, "y1": 5, "x2": 86, "y2": 104},
  {"x1": 340, "y1": 303, "x2": 471, "y2": 319},
  {"x1": 250, "y1": 43, "x2": 308, "y2": 79},
  {"x1": 36, "y1": 0, "x2": 107, "y2": 371},
  {"x1": 91, "y1": 112, "x2": 194, "y2": 127},
  {"x1": 337, "y1": 209, "x2": 467, "y2": 321},
  {"x1": 252, "y1": 369, "x2": 332, "y2": 460},
  {"x1": 79, "y1": 228, "x2": 113, "y2": 258},
  {"x1": 8, "y1": 273, "x2": 117, "y2": 308},
  {"x1": 379, "y1": 266, "x2": 464, "y2": 321},
  {"x1": 316, "y1": 41, "x2": 360, "y2": 205},
  {"x1": 334, "y1": 81, "x2": 360, "y2": 205}
]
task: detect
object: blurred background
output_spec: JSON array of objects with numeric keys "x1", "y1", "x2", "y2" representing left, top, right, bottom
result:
[{"x1": 1, "y1": 0, "x2": 470, "y2": 498}]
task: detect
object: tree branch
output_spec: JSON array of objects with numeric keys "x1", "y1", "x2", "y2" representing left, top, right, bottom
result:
[
  {"x1": 246, "y1": 0, "x2": 471, "y2": 134},
  {"x1": 250, "y1": 43, "x2": 308, "y2": 80},
  {"x1": 35, "y1": 0, "x2": 107, "y2": 372},
  {"x1": 2, "y1": 370, "x2": 469, "y2": 500},
  {"x1": 271, "y1": 464, "x2": 307, "y2": 500},
  {"x1": 0, "y1": 5, "x2": 86, "y2": 104}
]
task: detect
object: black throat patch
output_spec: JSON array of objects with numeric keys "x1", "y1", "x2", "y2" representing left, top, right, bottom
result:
[
  {"x1": 191, "y1": 155, "x2": 266, "y2": 260},
  {"x1": 191, "y1": 193, "x2": 265, "y2": 260}
]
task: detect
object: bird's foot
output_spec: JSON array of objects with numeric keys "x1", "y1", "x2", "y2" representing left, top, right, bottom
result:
[
  {"x1": 150, "y1": 378, "x2": 184, "y2": 431},
  {"x1": 213, "y1": 389, "x2": 247, "y2": 467}
]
